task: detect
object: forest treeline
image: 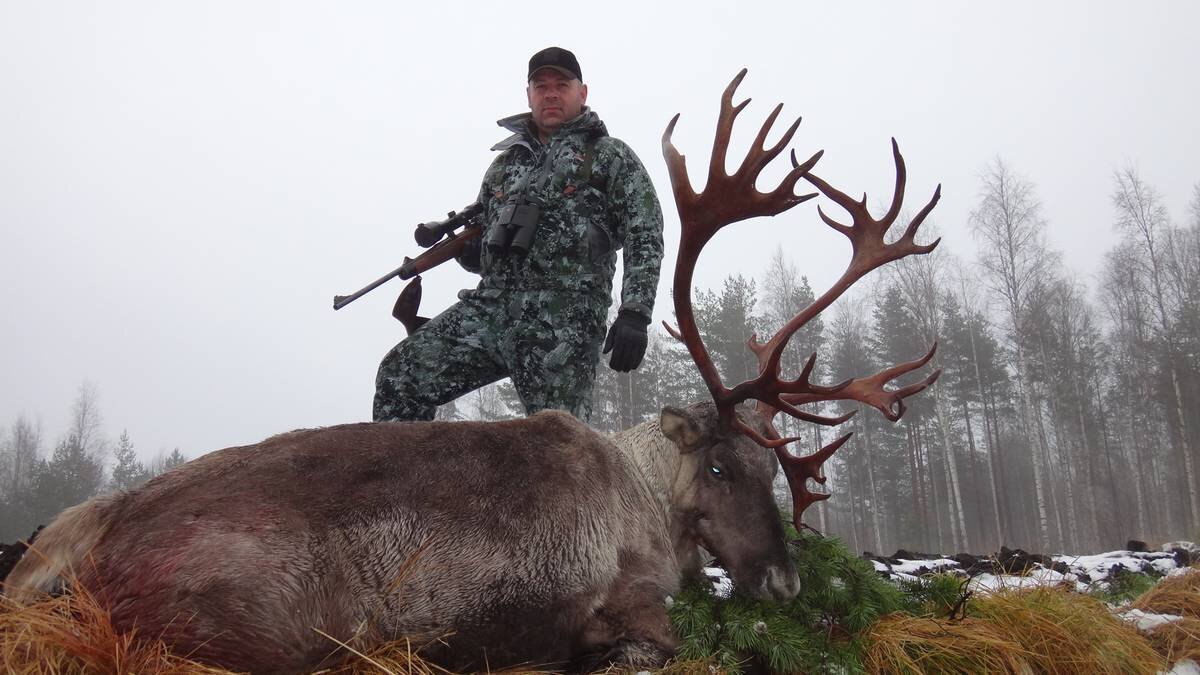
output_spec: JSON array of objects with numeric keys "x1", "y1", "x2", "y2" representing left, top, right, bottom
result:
[
  {"x1": 0, "y1": 382, "x2": 188, "y2": 542},
  {"x1": 447, "y1": 161, "x2": 1200, "y2": 555},
  {"x1": 3, "y1": 161, "x2": 1197, "y2": 554}
]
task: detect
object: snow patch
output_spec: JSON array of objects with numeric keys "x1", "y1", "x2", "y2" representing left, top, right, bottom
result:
[
  {"x1": 704, "y1": 566, "x2": 732, "y2": 598},
  {"x1": 1119, "y1": 607, "x2": 1185, "y2": 631},
  {"x1": 968, "y1": 567, "x2": 1077, "y2": 594},
  {"x1": 1164, "y1": 659, "x2": 1200, "y2": 675}
]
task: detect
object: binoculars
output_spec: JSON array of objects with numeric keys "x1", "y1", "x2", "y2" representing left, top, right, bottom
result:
[{"x1": 486, "y1": 193, "x2": 543, "y2": 257}]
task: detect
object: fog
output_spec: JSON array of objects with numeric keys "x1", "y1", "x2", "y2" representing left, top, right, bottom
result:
[{"x1": 1, "y1": 1, "x2": 1196, "y2": 459}]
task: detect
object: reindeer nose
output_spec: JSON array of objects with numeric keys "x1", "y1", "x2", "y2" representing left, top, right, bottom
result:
[{"x1": 764, "y1": 566, "x2": 801, "y2": 601}]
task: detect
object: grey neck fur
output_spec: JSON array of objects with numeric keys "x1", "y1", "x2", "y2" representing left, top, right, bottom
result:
[{"x1": 610, "y1": 419, "x2": 705, "y2": 576}]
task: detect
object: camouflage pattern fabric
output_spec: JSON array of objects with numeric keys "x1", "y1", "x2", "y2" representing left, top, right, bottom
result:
[
  {"x1": 373, "y1": 108, "x2": 663, "y2": 422},
  {"x1": 373, "y1": 287, "x2": 607, "y2": 421},
  {"x1": 476, "y1": 108, "x2": 664, "y2": 318}
]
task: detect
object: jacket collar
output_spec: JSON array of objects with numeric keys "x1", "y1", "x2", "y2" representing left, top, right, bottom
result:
[{"x1": 490, "y1": 107, "x2": 607, "y2": 153}]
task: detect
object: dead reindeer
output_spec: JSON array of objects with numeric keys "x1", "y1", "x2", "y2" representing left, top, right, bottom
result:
[{"x1": 3, "y1": 70, "x2": 939, "y2": 674}]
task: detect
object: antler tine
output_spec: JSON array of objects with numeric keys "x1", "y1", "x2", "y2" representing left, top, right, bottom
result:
[
  {"x1": 880, "y1": 138, "x2": 907, "y2": 227},
  {"x1": 803, "y1": 139, "x2": 943, "y2": 275},
  {"x1": 782, "y1": 343, "x2": 942, "y2": 422},
  {"x1": 777, "y1": 433, "x2": 852, "y2": 532},
  {"x1": 662, "y1": 114, "x2": 700, "y2": 235},
  {"x1": 709, "y1": 70, "x2": 813, "y2": 208},
  {"x1": 708, "y1": 68, "x2": 752, "y2": 193},
  {"x1": 741, "y1": 139, "x2": 942, "y2": 409},
  {"x1": 662, "y1": 70, "x2": 822, "y2": 429}
]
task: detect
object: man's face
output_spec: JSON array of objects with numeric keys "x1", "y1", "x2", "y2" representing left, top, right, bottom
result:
[{"x1": 527, "y1": 68, "x2": 587, "y2": 139}]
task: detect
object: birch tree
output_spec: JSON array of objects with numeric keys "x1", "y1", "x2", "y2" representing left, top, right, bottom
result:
[
  {"x1": 1112, "y1": 167, "x2": 1198, "y2": 532},
  {"x1": 969, "y1": 158, "x2": 1059, "y2": 549},
  {"x1": 1, "y1": 414, "x2": 42, "y2": 503},
  {"x1": 827, "y1": 296, "x2": 881, "y2": 552},
  {"x1": 951, "y1": 266, "x2": 1008, "y2": 549},
  {"x1": 1100, "y1": 246, "x2": 1160, "y2": 537},
  {"x1": 888, "y1": 228, "x2": 970, "y2": 552}
]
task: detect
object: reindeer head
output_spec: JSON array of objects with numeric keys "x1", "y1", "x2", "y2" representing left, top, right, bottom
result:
[{"x1": 662, "y1": 70, "x2": 942, "y2": 533}]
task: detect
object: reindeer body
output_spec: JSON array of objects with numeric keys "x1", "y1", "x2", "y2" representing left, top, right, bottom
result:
[{"x1": 5, "y1": 406, "x2": 797, "y2": 673}]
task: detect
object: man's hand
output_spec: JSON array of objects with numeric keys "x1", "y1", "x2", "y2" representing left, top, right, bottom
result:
[
  {"x1": 603, "y1": 310, "x2": 650, "y2": 372},
  {"x1": 456, "y1": 236, "x2": 482, "y2": 273}
]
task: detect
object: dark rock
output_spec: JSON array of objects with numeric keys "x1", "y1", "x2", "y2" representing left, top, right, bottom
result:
[
  {"x1": 952, "y1": 553, "x2": 1001, "y2": 576},
  {"x1": 1126, "y1": 539, "x2": 1150, "y2": 552},
  {"x1": 0, "y1": 527, "x2": 40, "y2": 585},
  {"x1": 997, "y1": 546, "x2": 1053, "y2": 575},
  {"x1": 892, "y1": 549, "x2": 942, "y2": 561},
  {"x1": 1170, "y1": 547, "x2": 1195, "y2": 567},
  {"x1": 1048, "y1": 560, "x2": 1072, "y2": 576}
]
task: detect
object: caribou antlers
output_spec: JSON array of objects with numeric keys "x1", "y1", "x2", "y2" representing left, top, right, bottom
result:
[{"x1": 662, "y1": 69, "x2": 942, "y2": 531}]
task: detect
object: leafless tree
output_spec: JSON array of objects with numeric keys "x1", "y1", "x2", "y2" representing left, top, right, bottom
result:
[
  {"x1": 1100, "y1": 245, "x2": 1160, "y2": 537},
  {"x1": 888, "y1": 224, "x2": 969, "y2": 552},
  {"x1": 1112, "y1": 167, "x2": 1197, "y2": 532},
  {"x1": 1, "y1": 414, "x2": 43, "y2": 501},
  {"x1": 969, "y1": 157, "x2": 1060, "y2": 549},
  {"x1": 951, "y1": 262, "x2": 1006, "y2": 549},
  {"x1": 68, "y1": 380, "x2": 107, "y2": 461}
]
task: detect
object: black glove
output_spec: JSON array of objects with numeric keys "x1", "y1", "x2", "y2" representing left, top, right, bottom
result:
[
  {"x1": 603, "y1": 310, "x2": 650, "y2": 372},
  {"x1": 456, "y1": 236, "x2": 482, "y2": 273}
]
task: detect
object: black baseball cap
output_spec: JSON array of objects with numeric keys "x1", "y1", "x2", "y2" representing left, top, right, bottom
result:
[{"x1": 527, "y1": 47, "x2": 582, "y2": 82}]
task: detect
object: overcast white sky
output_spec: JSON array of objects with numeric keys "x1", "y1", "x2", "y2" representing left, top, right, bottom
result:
[{"x1": 2, "y1": 1, "x2": 1197, "y2": 461}]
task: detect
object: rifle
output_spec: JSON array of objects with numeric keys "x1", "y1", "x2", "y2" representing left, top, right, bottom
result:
[{"x1": 332, "y1": 202, "x2": 484, "y2": 311}]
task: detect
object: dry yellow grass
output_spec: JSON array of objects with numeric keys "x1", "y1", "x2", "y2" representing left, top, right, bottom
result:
[
  {"x1": 862, "y1": 613, "x2": 1032, "y2": 674},
  {"x1": 0, "y1": 586, "x2": 230, "y2": 675},
  {"x1": 1, "y1": 583, "x2": 699, "y2": 675},
  {"x1": 971, "y1": 586, "x2": 1165, "y2": 675},
  {"x1": 0, "y1": 585, "x2": 512, "y2": 675},
  {"x1": 1126, "y1": 568, "x2": 1200, "y2": 668},
  {"x1": 863, "y1": 586, "x2": 1170, "y2": 675},
  {"x1": 1132, "y1": 568, "x2": 1200, "y2": 617},
  {"x1": 1141, "y1": 616, "x2": 1200, "y2": 666}
]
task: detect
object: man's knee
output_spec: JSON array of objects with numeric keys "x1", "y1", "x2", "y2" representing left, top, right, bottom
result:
[
  {"x1": 373, "y1": 343, "x2": 439, "y2": 422},
  {"x1": 373, "y1": 393, "x2": 434, "y2": 422},
  {"x1": 516, "y1": 357, "x2": 598, "y2": 420}
]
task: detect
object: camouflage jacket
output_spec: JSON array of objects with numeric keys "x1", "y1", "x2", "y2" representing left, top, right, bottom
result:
[{"x1": 473, "y1": 108, "x2": 664, "y2": 320}]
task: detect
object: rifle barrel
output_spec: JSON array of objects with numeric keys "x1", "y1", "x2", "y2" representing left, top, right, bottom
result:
[
  {"x1": 331, "y1": 211, "x2": 483, "y2": 312},
  {"x1": 332, "y1": 263, "x2": 407, "y2": 310}
]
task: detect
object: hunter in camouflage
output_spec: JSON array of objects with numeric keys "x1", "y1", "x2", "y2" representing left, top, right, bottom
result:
[{"x1": 373, "y1": 47, "x2": 664, "y2": 422}]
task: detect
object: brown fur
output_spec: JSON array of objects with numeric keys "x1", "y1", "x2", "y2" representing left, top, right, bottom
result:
[{"x1": 3, "y1": 405, "x2": 797, "y2": 673}]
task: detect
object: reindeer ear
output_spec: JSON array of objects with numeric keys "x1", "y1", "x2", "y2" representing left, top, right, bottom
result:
[{"x1": 660, "y1": 406, "x2": 703, "y2": 451}]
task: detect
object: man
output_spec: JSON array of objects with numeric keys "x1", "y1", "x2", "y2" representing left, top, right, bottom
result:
[{"x1": 373, "y1": 47, "x2": 664, "y2": 422}]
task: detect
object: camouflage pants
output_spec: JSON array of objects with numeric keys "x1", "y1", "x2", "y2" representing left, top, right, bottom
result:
[{"x1": 373, "y1": 287, "x2": 609, "y2": 422}]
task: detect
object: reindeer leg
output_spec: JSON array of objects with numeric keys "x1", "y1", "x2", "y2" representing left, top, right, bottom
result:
[{"x1": 573, "y1": 553, "x2": 678, "y2": 672}]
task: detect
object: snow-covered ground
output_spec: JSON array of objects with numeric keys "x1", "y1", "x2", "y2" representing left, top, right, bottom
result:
[
  {"x1": 702, "y1": 542, "x2": 1196, "y2": 600},
  {"x1": 868, "y1": 543, "x2": 1195, "y2": 594},
  {"x1": 867, "y1": 543, "x2": 1200, "y2": 674},
  {"x1": 703, "y1": 542, "x2": 1199, "y2": 673}
]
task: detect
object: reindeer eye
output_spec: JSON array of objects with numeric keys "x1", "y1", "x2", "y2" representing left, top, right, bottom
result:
[{"x1": 708, "y1": 465, "x2": 724, "y2": 478}]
